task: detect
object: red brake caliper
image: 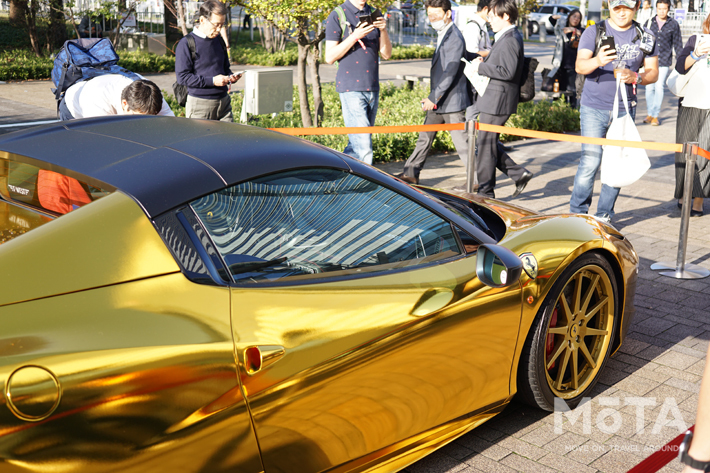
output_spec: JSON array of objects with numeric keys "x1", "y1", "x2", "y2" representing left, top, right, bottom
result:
[{"x1": 546, "y1": 306, "x2": 558, "y2": 369}]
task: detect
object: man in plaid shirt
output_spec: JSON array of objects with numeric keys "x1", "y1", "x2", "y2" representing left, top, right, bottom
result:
[{"x1": 642, "y1": 0, "x2": 682, "y2": 126}]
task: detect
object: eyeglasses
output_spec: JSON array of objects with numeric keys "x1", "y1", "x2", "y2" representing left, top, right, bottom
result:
[{"x1": 204, "y1": 17, "x2": 224, "y2": 29}]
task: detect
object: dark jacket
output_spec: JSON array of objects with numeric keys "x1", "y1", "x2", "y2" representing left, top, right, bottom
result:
[
  {"x1": 476, "y1": 27, "x2": 524, "y2": 116},
  {"x1": 428, "y1": 23, "x2": 472, "y2": 114},
  {"x1": 646, "y1": 16, "x2": 682, "y2": 68}
]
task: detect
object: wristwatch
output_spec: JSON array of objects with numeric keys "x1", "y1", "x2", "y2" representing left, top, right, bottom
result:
[{"x1": 679, "y1": 430, "x2": 710, "y2": 472}]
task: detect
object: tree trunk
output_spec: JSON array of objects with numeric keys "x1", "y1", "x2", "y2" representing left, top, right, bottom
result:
[
  {"x1": 25, "y1": 0, "x2": 41, "y2": 57},
  {"x1": 9, "y1": 0, "x2": 24, "y2": 26},
  {"x1": 307, "y1": 42, "x2": 323, "y2": 128},
  {"x1": 297, "y1": 41, "x2": 313, "y2": 128},
  {"x1": 164, "y1": 0, "x2": 182, "y2": 53},
  {"x1": 177, "y1": 0, "x2": 188, "y2": 36},
  {"x1": 48, "y1": 0, "x2": 68, "y2": 51},
  {"x1": 261, "y1": 21, "x2": 275, "y2": 53}
]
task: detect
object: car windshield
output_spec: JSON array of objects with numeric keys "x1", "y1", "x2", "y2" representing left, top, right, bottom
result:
[{"x1": 191, "y1": 169, "x2": 462, "y2": 284}]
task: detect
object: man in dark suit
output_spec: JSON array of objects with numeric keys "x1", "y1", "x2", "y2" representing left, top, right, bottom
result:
[
  {"x1": 395, "y1": 0, "x2": 471, "y2": 185},
  {"x1": 466, "y1": 0, "x2": 533, "y2": 198}
]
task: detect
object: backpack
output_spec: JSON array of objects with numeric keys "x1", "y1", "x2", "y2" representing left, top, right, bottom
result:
[
  {"x1": 51, "y1": 38, "x2": 140, "y2": 106},
  {"x1": 519, "y1": 57, "x2": 539, "y2": 103},
  {"x1": 172, "y1": 34, "x2": 196, "y2": 107},
  {"x1": 576, "y1": 20, "x2": 655, "y2": 100}
]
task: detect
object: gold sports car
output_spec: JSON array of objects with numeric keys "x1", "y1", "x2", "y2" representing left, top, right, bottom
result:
[{"x1": 0, "y1": 117, "x2": 637, "y2": 473}]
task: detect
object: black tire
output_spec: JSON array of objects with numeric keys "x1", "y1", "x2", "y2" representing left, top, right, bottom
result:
[
  {"x1": 516, "y1": 253, "x2": 619, "y2": 411},
  {"x1": 530, "y1": 21, "x2": 539, "y2": 34}
]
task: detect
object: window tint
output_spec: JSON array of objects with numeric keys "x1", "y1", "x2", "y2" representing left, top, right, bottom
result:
[
  {"x1": 0, "y1": 159, "x2": 111, "y2": 215},
  {"x1": 191, "y1": 169, "x2": 462, "y2": 284},
  {"x1": 540, "y1": 6, "x2": 555, "y2": 13}
]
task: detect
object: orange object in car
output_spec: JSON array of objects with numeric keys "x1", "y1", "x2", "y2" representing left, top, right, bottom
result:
[{"x1": 37, "y1": 170, "x2": 92, "y2": 215}]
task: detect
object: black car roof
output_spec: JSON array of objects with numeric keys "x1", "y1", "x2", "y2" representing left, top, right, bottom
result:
[{"x1": 0, "y1": 116, "x2": 351, "y2": 217}]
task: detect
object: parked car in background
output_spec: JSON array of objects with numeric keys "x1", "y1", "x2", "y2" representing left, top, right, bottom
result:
[{"x1": 528, "y1": 3, "x2": 574, "y2": 34}]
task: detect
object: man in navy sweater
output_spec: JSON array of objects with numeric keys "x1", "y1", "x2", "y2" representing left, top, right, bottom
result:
[{"x1": 175, "y1": 0, "x2": 240, "y2": 121}]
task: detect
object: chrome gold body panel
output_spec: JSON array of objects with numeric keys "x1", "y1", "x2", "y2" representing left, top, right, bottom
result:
[
  {"x1": 0, "y1": 193, "x2": 180, "y2": 307},
  {"x1": 1, "y1": 273, "x2": 263, "y2": 472},
  {"x1": 232, "y1": 257, "x2": 522, "y2": 473}
]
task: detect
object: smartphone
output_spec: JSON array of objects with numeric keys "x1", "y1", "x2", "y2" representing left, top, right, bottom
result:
[
  {"x1": 231, "y1": 70, "x2": 247, "y2": 78},
  {"x1": 357, "y1": 13, "x2": 373, "y2": 26},
  {"x1": 600, "y1": 35, "x2": 615, "y2": 54},
  {"x1": 698, "y1": 34, "x2": 710, "y2": 47}
]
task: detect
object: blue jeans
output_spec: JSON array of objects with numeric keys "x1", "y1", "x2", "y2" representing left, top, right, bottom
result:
[
  {"x1": 340, "y1": 91, "x2": 379, "y2": 165},
  {"x1": 645, "y1": 66, "x2": 669, "y2": 118},
  {"x1": 570, "y1": 104, "x2": 636, "y2": 220}
]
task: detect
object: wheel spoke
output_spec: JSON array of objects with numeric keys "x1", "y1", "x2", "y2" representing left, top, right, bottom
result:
[
  {"x1": 580, "y1": 342, "x2": 597, "y2": 369},
  {"x1": 555, "y1": 348, "x2": 571, "y2": 390},
  {"x1": 583, "y1": 296, "x2": 608, "y2": 322},
  {"x1": 548, "y1": 326, "x2": 567, "y2": 335},
  {"x1": 547, "y1": 341, "x2": 566, "y2": 370},
  {"x1": 559, "y1": 291, "x2": 573, "y2": 322},
  {"x1": 585, "y1": 327, "x2": 609, "y2": 336},
  {"x1": 580, "y1": 274, "x2": 600, "y2": 314},
  {"x1": 571, "y1": 346, "x2": 579, "y2": 390},
  {"x1": 572, "y1": 273, "x2": 583, "y2": 314}
]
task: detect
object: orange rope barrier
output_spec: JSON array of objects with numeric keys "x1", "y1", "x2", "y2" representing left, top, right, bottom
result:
[
  {"x1": 268, "y1": 122, "x2": 710, "y2": 159},
  {"x1": 268, "y1": 123, "x2": 466, "y2": 136},
  {"x1": 475, "y1": 122, "x2": 683, "y2": 153}
]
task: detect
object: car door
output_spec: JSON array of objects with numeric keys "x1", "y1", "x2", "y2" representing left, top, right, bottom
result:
[{"x1": 190, "y1": 168, "x2": 523, "y2": 473}]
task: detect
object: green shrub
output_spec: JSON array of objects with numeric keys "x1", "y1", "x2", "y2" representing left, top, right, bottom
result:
[
  {"x1": 117, "y1": 51, "x2": 175, "y2": 73},
  {"x1": 0, "y1": 50, "x2": 53, "y2": 81},
  {"x1": 390, "y1": 44, "x2": 435, "y2": 60},
  {"x1": 503, "y1": 96, "x2": 580, "y2": 141}
]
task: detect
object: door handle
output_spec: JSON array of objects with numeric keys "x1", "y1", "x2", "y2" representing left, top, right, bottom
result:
[
  {"x1": 410, "y1": 288, "x2": 455, "y2": 317},
  {"x1": 244, "y1": 345, "x2": 285, "y2": 375}
]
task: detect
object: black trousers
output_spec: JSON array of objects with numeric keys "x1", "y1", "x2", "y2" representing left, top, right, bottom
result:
[{"x1": 477, "y1": 112, "x2": 528, "y2": 198}]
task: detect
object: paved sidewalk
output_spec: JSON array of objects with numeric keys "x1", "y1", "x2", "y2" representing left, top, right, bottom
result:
[{"x1": 1, "y1": 55, "x2": 707, "y2": 473}]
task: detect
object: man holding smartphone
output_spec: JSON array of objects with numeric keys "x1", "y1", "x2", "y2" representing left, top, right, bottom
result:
[
  {"x1": 570, "y1": 0, "x2": 658, "y2": 224},
  {"x1": 325, "y1": 0, "x2": 392, "y2": 165},
  {"x1": 175, "y1": 0, "x2": 241, "y2": 122}
]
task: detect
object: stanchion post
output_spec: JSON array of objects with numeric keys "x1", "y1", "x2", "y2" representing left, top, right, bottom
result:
[
  {"x1": 466, "y1": 120, "x2": 477, "y2": 194},
  {"x1": 651, "y1": 142, "x2": 710, "y2": 279}
]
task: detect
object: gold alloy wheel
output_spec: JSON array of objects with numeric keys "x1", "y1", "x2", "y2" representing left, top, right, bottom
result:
[{"x1": 543, "y1": 264, "x2": 615, "y2": 399}]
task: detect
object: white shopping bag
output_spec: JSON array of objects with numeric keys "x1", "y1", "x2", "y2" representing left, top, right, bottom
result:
[{"x1": 600, "y1": 77, "x2": 651, "y2": 188}]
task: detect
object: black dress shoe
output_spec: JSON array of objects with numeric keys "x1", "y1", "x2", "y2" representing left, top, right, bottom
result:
[
  {"x1": 677, "y1": 201, "x2": 682, "y2": 209},
  {"x1": 512, "y1": 171, "x2": 533, "y2": 198},
  {"x1": 393, "y1": 172, "x2": 419, "y2": 185},
  {"x1": 691, "y1": 209, "x2": 704, "y2": 217}
]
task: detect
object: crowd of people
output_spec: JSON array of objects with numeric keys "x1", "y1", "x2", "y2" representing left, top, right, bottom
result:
[{"x1": 57, "y1": 0, "x2": 710, "y2": 220}]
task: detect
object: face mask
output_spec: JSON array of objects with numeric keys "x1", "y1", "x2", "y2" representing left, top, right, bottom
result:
[{"x1": 431, "y1": 19, "x2": 447, "y2": 31}]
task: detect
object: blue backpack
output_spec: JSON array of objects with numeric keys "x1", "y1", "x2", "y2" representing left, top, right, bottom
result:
[{"x1": 51, "y1": 38, "x2": 140, "y2": 104}]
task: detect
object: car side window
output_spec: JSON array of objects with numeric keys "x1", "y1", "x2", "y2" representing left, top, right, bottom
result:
[
  {"x1": 540, "y1": 6, "x2": 554, "y2": 13},
  {"x1": 190, "y1": 169, "x2": 462, "y2": 284}
]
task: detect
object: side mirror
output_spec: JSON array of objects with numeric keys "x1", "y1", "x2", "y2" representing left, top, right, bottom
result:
[{"x1": 476, "y1": 244, "x2": 523, "y2": 288}]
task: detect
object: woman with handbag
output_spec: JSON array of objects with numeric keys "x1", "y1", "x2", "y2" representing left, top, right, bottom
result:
[
  {"x1": 557, "y1": 10, "x2": 584, "y2": 108},
  {"x1": 673, "y1": 13, "x2": 710, "y2": 216}
]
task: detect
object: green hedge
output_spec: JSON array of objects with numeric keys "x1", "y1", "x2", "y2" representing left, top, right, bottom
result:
[
  {"x1": 0, "y1": 50, "x2": 175, "y2": 81},
  {"x1": 163, "y1": 82, "x2": 580, "y2": 163}
]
